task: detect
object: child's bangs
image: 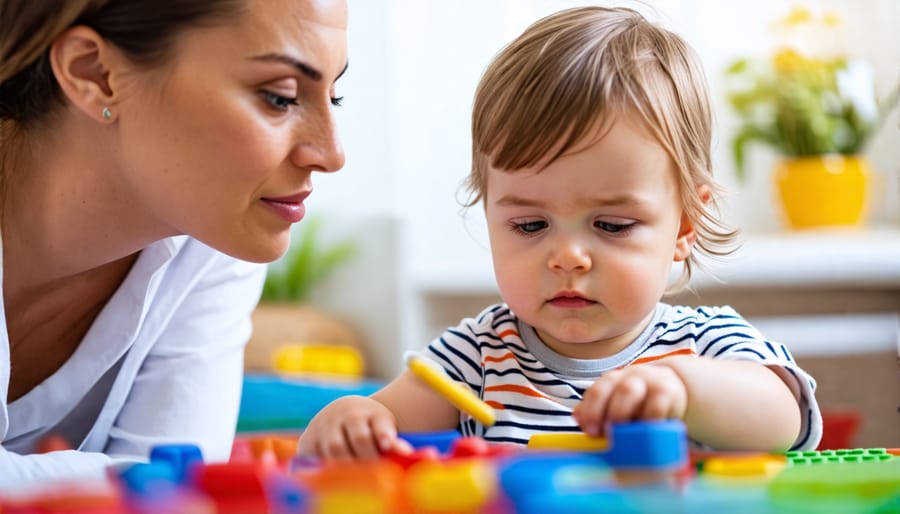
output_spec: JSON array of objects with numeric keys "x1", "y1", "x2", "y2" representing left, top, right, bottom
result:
[{"x1": 475, "y1": 66, "x2": 618, "y2": 174}]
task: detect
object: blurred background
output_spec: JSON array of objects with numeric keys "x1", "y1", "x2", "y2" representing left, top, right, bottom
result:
[{"x1": 253, "y1": 1, "x2": 900, "y2": 447}]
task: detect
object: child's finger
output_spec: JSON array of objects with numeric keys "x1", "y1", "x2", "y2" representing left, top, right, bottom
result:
[
  {"x1": 575, "y1": 375, "x2": 617, "y2": 435},
  {"x1": 318, "y1": 425, "x2": 356, "y2": 460},
  {"x1": 605, "y1": 375, "x2": 647, "y2": 422},
  {"x1": 391, "y1": 437, "x2": 414, "y2": 454},
  {"x1": 344, "y1": 420, "x2": 381, "y2": 460},
  {"x1": 639, "y1": 390, "x2": 674, "y2": 419},
  {"x1": 369, "y1": 415, "x2": 400, "y2": 453}
]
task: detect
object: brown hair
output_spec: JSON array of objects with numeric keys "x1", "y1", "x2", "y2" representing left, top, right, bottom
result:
[
  {"x1": 466, "y1": 6, "x2": 737, "y2": 292},
  {"x1": 0, "y1": 0, "x2": 247, "y2": 208},
  {"x1": 0, "y1": 0, "x2": 246, "y2": 126}
]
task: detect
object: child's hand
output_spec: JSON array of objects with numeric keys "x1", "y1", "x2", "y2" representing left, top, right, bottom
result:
[
  {"x1": 296, "y1": 395, "x2": 413, "y2": 460},
  {"x1": 572, "y1": 364, "x2": 687, "y2": 436}
]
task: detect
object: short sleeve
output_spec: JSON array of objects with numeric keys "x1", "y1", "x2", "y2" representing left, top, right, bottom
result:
[
  {"x1": 690, "y1": 306, "x2": 822, "y2": 451},
  {"x1": 417, "y1": 305, "x2": 507, "y2": 396}
]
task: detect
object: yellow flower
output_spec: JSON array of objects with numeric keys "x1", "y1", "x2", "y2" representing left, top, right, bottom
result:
[
  {"x1": 772, "y1": 49, "x2": 807, "y2": 73},
  {"x1": 781, "y1": 6, "x2": 814, "y2": 27}
]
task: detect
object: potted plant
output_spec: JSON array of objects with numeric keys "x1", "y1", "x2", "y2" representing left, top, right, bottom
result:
[
  {"x1": 725, "y1": 6, "x2": 899, "y2": 229},
  {"x1": 245, "y1": 215, "x2": 360, "y2": 372}
]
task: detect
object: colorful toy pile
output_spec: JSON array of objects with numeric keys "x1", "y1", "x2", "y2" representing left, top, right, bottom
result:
[{"x1": 2, "y1": 419, "x2": 899, "y2": 514}]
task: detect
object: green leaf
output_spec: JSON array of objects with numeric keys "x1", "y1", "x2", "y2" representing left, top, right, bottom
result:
[
  {"x1": 731, "y1": 125, "x2": 777, "y2": 182},
  {"x1": 260, "y1": 215, "x2": 358, "y2": 303}
]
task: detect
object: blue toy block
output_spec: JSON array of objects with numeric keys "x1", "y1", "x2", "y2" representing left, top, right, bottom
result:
[
  {"x1": 499, "y1": 453, "x2": 677, "y2": 513},
  {"x1": 118, "y1": 462, "x2": 180, "y2": 496},
  {"x1": 149, "y1": 443, "x2": 204, "y2": 483},
  {"x1": 399, "y1": 430, "x2": 461, "y2": 453},
  {"x1": 602, "y1": 420, "x2": 687, "y2": 470},
  {"x1": 499, "y1": 452, "x2": 613, "y2": 501}
]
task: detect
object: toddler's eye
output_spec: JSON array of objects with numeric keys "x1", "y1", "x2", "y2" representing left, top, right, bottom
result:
[
  {"x1": 511, "y1": 220, "x2": 548, "y2": 234},
  {"x1": 595, "y1": 221, "x2": 633, "y2": 233}
]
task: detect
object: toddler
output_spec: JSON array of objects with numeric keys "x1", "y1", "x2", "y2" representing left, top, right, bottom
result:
[{"x1": 298, "y1": 5, "x2": 822, "y2": 459}]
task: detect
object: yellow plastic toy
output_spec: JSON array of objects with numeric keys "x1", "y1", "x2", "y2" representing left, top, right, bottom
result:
[
  {"x1": 273, "y1": 344, "x2": 364, "y2": 378},
  {"x1": 527, "y1": 432, "x2": 609, "y2": 451},
  {"x1": 406, "y1": 354, "x2": 496, "y2": 426}
]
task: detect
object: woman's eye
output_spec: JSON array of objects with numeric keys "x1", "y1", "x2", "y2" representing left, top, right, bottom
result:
[
  {"x1": 331, "y1": 96, "x2": 344, "y2": 107},
  {"x1": 512, "y1": 220, "x2": 547, "y2": 234},
  {"x1": 595, "y1": 220, "x2": 633, "y2": 234},
  {"x1": 262, "y1": 90, "x2": 298, "y2": 111}
]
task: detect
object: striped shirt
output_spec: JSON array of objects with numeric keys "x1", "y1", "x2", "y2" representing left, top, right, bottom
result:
[{"x1": 420, "y1": 303, "x2": 822, "y2": 451}]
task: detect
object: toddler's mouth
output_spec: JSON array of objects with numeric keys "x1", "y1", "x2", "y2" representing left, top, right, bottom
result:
[{"x1": 548, "y1": 292, "x2": 596, "y2": 308}]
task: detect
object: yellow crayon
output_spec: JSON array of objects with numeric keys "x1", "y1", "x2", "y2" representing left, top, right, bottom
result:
[{"x1": 406, "y1": 355, "x2": 496, "y2": 426}]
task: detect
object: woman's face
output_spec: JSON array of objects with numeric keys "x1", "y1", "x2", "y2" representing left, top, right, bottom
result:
[{"x1": 115, "y1": 0, "x2": 348, "y2": 262}]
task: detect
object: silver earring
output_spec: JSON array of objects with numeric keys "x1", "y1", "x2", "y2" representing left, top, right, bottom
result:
[{"x1": 102, "y1": 107, "x2": 112, "y2": 120}]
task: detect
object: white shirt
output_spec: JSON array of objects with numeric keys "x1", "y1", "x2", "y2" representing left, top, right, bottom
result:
[{"x1": 0, "y1": 234, "x2": 266, "y2": 488}]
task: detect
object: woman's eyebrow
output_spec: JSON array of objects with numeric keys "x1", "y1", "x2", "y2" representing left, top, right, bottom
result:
[{"x1": 248, "y1": 53, "x2": 349, "y2": 83}]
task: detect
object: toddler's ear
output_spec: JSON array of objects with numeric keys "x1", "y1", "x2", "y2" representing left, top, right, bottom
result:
[{"x1": 673, "y1": 185, "x2": 711, "y2": 262}]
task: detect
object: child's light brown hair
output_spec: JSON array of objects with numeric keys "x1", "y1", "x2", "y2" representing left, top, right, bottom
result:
[{"x1": 466, "y1": 6, "x2": 737, "y2": 291}]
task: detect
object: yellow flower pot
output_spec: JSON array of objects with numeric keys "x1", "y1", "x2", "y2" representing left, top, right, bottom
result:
[{"x1": 774, "y1": 155, "x2": 869, "y2": 229}]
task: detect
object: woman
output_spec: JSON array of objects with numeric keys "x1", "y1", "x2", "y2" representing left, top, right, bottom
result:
[{"x1": 0, "y1": 0, "x2": 347, "y2": 485}]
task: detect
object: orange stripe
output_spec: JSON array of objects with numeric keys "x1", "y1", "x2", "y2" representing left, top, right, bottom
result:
[
  {"x1": 485, "y1": 400, "x2": 506, "y2": 410},
  {"x1": 498, "y1": 329, "x2": 519, "y2": 339},
  {"x1": 628, "y1": 348, "x2": 695, "y2": 366},
  {"x1": 484, "y1": 384, "x2": 547, "y2": 399},
  {"x1": 483, "y1": 353, "x2": 516, "y2": 364}
]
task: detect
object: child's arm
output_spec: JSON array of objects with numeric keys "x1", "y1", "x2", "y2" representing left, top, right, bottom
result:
[
  {"x1": 297, "y1": 369, "x2": 461, "y2": 459},
  {"x1": 573, "y1": 355, "x2": 801, "y2": 452}
]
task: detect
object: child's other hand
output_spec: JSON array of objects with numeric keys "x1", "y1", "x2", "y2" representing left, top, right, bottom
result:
[
  {"x1": 572, "y1": 364, "x2": 687, "y2": 436},
  {"x1": 296, "y1": 395, "x2": 412, "y2": 460}
]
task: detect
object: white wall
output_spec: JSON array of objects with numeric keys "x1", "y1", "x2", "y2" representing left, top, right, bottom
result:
[{"x1": 299, "y1": 0, "x2": 900, "y2": 379}]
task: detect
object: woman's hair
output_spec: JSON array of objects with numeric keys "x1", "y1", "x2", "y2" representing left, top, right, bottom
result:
[
  {"x1": 0, "y1": 0, "x2": 245, "y2": 126},
  {"x1": 466, "y1": 6, "x2": 737, "y2": 292}
]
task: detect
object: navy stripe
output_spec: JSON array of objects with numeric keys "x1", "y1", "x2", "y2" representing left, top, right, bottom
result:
[
  {"x1": 668, "y1": 309, "x2": 738, "y2": 325},
  {"x1": 698, "y1": 332, "x2": 758, "y2": 356},
  {"x1": 428, "y1": 344, "x2": 478, "y2": 389},
  {"x1": 496, "y1": 404, "x2": 573, "y2": 416},
  {"x1": 484, "y1": 368, "x2": 576, "y2": 388},
  {"x1": 733, "y1": 347, "x2": 766, "y2": 359},
  {"x1": 658, "y1": 316, "x2": 743, "y2": 337},
  {"x1": 476, "y1": 304, "x2": 508, "y2": 324},
  {"x1": 492, "y1": 420, "x2": 581, "y2": 431},
  {"x1": 779, "y1": 344, "x2": 794, "y2": 363},
  {"x1": 426, "y1": 345, "x2": 466, "y2": 381},
  {"x1": 642, "y1": 338, "x2": 689, "y2": 350},
  {"x1": 655, "y1": 326, "x2": 755, "y2": 352},
  {"x1": 711, "y1": 341, "x2": 746, "y2": 357},
  {"x1": 447, "y1": 326, "x2": 484, "y2": 348},
  {"x1": 790, "y1": 408, "x2": 813, "y2": 451},
  {"x1": 484, "y1": 436, "x2": 530, "y2": 445}
]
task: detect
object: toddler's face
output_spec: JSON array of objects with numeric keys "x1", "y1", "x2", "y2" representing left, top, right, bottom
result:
[{"x1": 484, "y1": 114, "x2": 692, "y2": 359}]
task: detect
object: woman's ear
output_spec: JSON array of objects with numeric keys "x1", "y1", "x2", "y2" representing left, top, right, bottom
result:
[
  {"x1": 49, "y1": 26, "x2": 120, "y2": 123},
  {"x1": 673, "y1": 185, "x2": 711, "y2": 262}
]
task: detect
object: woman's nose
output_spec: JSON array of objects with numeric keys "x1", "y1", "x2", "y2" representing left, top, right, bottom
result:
[{"x1": 290, "y1": 109, "x2": 345, "y2": 173}]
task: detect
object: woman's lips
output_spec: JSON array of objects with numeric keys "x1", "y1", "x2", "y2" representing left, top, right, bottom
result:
[{"x1": 261, "y1": 191, "x2": 311, "y2": 223}]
